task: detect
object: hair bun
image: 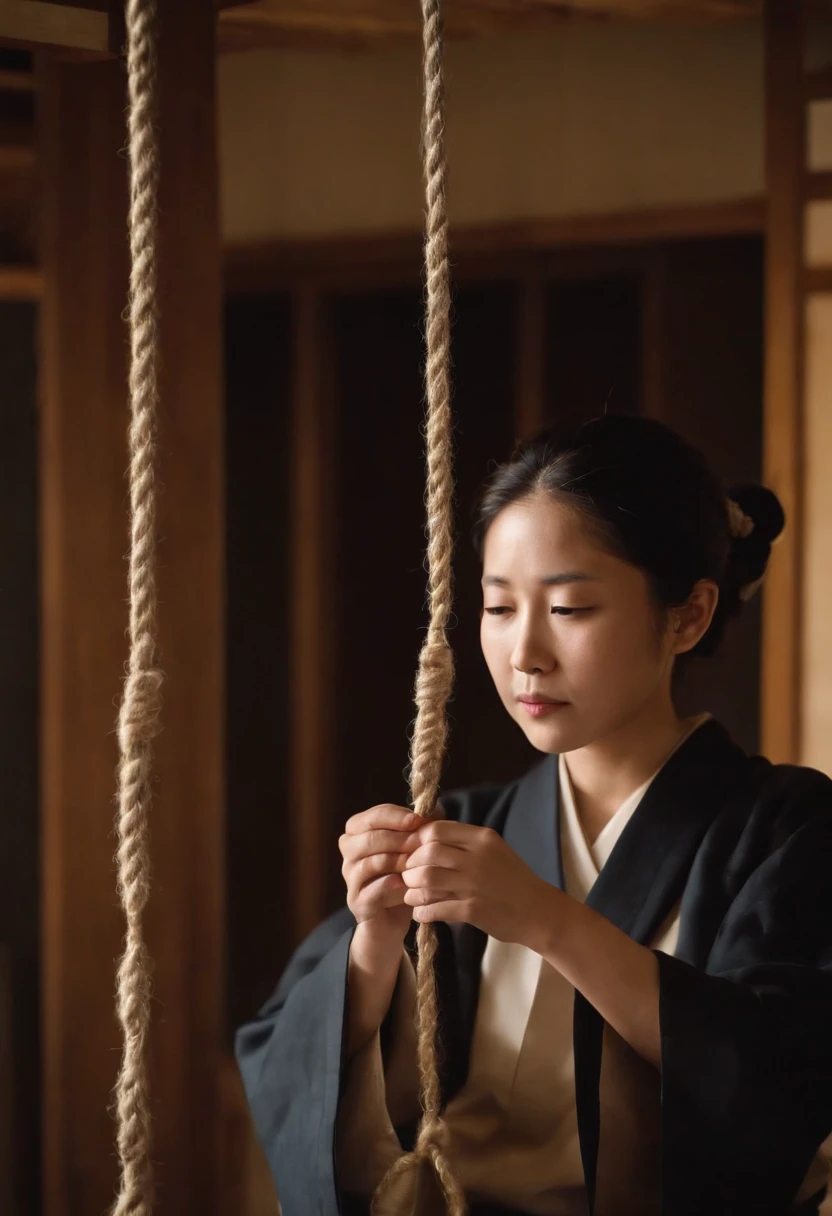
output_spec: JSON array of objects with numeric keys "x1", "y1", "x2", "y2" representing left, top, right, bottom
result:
[{"x1": 727, "y1": 483, "x2": 785, "y2": 547}]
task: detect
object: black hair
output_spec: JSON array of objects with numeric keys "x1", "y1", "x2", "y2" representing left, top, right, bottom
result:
[{"x1": 473, "y1": 414, "x2": 784, "y2": 659}]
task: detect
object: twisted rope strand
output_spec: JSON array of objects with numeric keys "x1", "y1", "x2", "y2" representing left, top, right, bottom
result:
[
  {"x1": 373, "y1": 2, "x2": 466, "y2": 1213},
  {"x1": 113, "y1": 0, "x2": 163, "y2": 1212}
]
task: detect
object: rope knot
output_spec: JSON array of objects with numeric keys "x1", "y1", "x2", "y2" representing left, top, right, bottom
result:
[
  {"x1": 416, "y1": 1113, "x2": 449, "y2": 1155},
  {"x1": 415, "y1": 636, "x2": 454, "y2": 704},
  {"x1": 118, "y1": 666, "x2": 164, "y2": 749}
]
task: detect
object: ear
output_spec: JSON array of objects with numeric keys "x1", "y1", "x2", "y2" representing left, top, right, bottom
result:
[{"x1": 671, "y1": 579, "x2": 719, "y2": 656}]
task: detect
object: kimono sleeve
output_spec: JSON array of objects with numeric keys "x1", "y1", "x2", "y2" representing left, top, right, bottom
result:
[
  {"x1": 658, "y1": 772, "x2": 832, "y2": 1216},
  {"x1": 336, "y1": 952, "x2": 420, "y2": 1199},
  {"x1": 234, "y1": 906, "x2": 355, "y2": 1216},
  {"x1": 232, "y1": 780, "x2": 503, "y2": 1216}
]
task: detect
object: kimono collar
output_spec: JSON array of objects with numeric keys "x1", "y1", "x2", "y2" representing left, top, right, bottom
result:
[{"x1": 500, "y1": 717, "x2": 747, "y2": 945}]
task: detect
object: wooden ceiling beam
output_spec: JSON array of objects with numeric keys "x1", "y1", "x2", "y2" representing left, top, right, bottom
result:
[
  {"x1": 218, "y1": 0, "x2": 760, "y2": 53},
  {"x1": 0, "y1": 0, "x2": 111, "y2": 57}
]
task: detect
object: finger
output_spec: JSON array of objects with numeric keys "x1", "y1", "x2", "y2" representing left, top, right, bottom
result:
[
  {"x1": 345, "y1": 806, "x2": 422, "y2": 836},
  {"x1": 340, "y1": 829, "x2": 420, "y2": 861},
  {"x1": 404, "y1": 841, "x2": 463, "y2": 871},
  {"x1": 351, "y1": 852, "x2": 412, "y2": 888},
  {"x1": 352, "y1": 873, "x2": 408, "y2": 920},
  {"x1": 401, "y1": 864, "x2": 465, "y2": 890},
  {"x1": 402, "y1": 886, "x2": 460, "y2": 908},
  {"x1": 417, "y1": 820, "x2": 491, "y2": 849},
  {"x1": 411, "y1": 899, "x2": 470, "y2": 923}
]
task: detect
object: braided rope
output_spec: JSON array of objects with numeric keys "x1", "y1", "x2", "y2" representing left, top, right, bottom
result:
[
  {"x1": 373, "y1": 2, "x2": 466, "y2": 1213},
  {"x1": 112, "y1": 0, "x2": 163, "y2": 1211}
]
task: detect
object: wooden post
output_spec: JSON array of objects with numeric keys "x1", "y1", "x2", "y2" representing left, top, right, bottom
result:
[
  {"x1": 762, "y1": 0, "x2": 805, "y2": 764},
  {"x1": 39, "y1": 1, "x2": 225, "y2": 1212}
]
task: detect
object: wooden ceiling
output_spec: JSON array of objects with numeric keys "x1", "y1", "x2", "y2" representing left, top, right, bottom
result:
[{"x1": 218, "y1": 0, "x2": 761, "y2": 53}]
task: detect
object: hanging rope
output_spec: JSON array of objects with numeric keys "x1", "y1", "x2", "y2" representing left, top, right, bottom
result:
[
  {"x1": 113, "y1": 0, "x2": 163, "y2": 1212},
  {"x1": 374, "y1": 1, "x2": 466, "y2": 1212}
]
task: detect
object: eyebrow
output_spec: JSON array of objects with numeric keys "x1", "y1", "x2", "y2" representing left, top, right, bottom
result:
[{"x1": 481, "y1": 572, "x2": 595, "y2": 588}]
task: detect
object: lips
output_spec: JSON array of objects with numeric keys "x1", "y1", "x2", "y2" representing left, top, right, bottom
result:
[{"x1": 517, "y1": 697, "x2": 567, "y2": 718}]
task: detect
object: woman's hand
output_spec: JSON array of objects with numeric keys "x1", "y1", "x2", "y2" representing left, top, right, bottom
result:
[
  {"x1": 401, "y1": 819, "x2": 554, "y2": 949},
  {"x1": 402, "y1": 819, "x2": 662, "y2": 1065},
  {"x1": 339, "y1": 804, "x2": 421, "y2": 944},
  {"x1": 340, "y1": 805, "x2": 422, "y2": 1058}
]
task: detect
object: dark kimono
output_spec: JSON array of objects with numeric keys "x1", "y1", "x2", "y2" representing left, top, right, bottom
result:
[{"x1": 235, "y1": 720, "x2": 832, "y2": 1215}]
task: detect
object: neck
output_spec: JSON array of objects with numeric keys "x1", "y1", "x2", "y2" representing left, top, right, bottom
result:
[{"x1": 564, "y1": 694, "x2": 693, "y2": 841}]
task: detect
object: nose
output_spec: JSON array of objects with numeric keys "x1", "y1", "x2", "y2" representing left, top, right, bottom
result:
[{"x1": 510, "y1": 608, "x2": 556, "y2": 676}]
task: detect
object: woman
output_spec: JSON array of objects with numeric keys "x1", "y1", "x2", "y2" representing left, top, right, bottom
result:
[{"x1": 236, "y1": 415, "x2": 832, "y2": 1216}]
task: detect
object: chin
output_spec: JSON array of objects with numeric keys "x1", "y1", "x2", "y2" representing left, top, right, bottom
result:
[{"x1": 514, "y1": 708, "x2": 587, "y2": 756}]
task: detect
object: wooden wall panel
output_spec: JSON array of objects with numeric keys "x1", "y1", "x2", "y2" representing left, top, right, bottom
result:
[
  {"x1": 542, "y1": 274, "x2": 642, "y2": 422},
  {"x1": 39, "y1": 1, "x2": 224, "y2": 1213},
  {"x1": 289, "y1": 288, "x2": 334, "y2": 939},
  {"x1": 224, "y1": 291, "x2": 293, "y2": 1032},
  {"x1": 653, "y1": 237, "x2": 765, "y2": 755}
]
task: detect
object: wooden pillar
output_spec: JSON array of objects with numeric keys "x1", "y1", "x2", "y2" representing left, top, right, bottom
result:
[
  {"x1": 762, "y1": 0, "x2": 805, "y2": 764},
  {"x1": 39, "y1": 1, "x2": 224, "y2": 1213},
  {"x1": 764, "y1": 0, "x2": 832, "y2": 772}
]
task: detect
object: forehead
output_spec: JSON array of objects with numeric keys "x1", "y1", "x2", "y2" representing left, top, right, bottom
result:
[{"x1": 482, "y1": 494, "x2": 600, "y2": 566}]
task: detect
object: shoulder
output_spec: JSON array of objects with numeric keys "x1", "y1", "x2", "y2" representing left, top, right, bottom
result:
[
  {"x1": 733, "y1": 752, "x2": 832, "y2": 845},
  {"x1": 749, "y1": 755, "x2": 832, "y2": 809},
  {"x1": 697, "y1": 719, "x2": 832, "y2": 827}
]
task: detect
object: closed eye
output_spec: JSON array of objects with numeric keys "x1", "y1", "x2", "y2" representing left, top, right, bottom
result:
[{"x1": 551, "y1": 607, "x2": 592, "y2": 616}]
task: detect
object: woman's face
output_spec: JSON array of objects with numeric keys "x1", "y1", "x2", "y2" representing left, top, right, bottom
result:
[{"x1": 480, "y1": 492, "x2": 680, "y2": 755}]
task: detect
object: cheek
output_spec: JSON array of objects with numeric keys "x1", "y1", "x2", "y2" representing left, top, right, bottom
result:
[{"x1": 564, "y1": 612, "x2": 659, "y2": 683}]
